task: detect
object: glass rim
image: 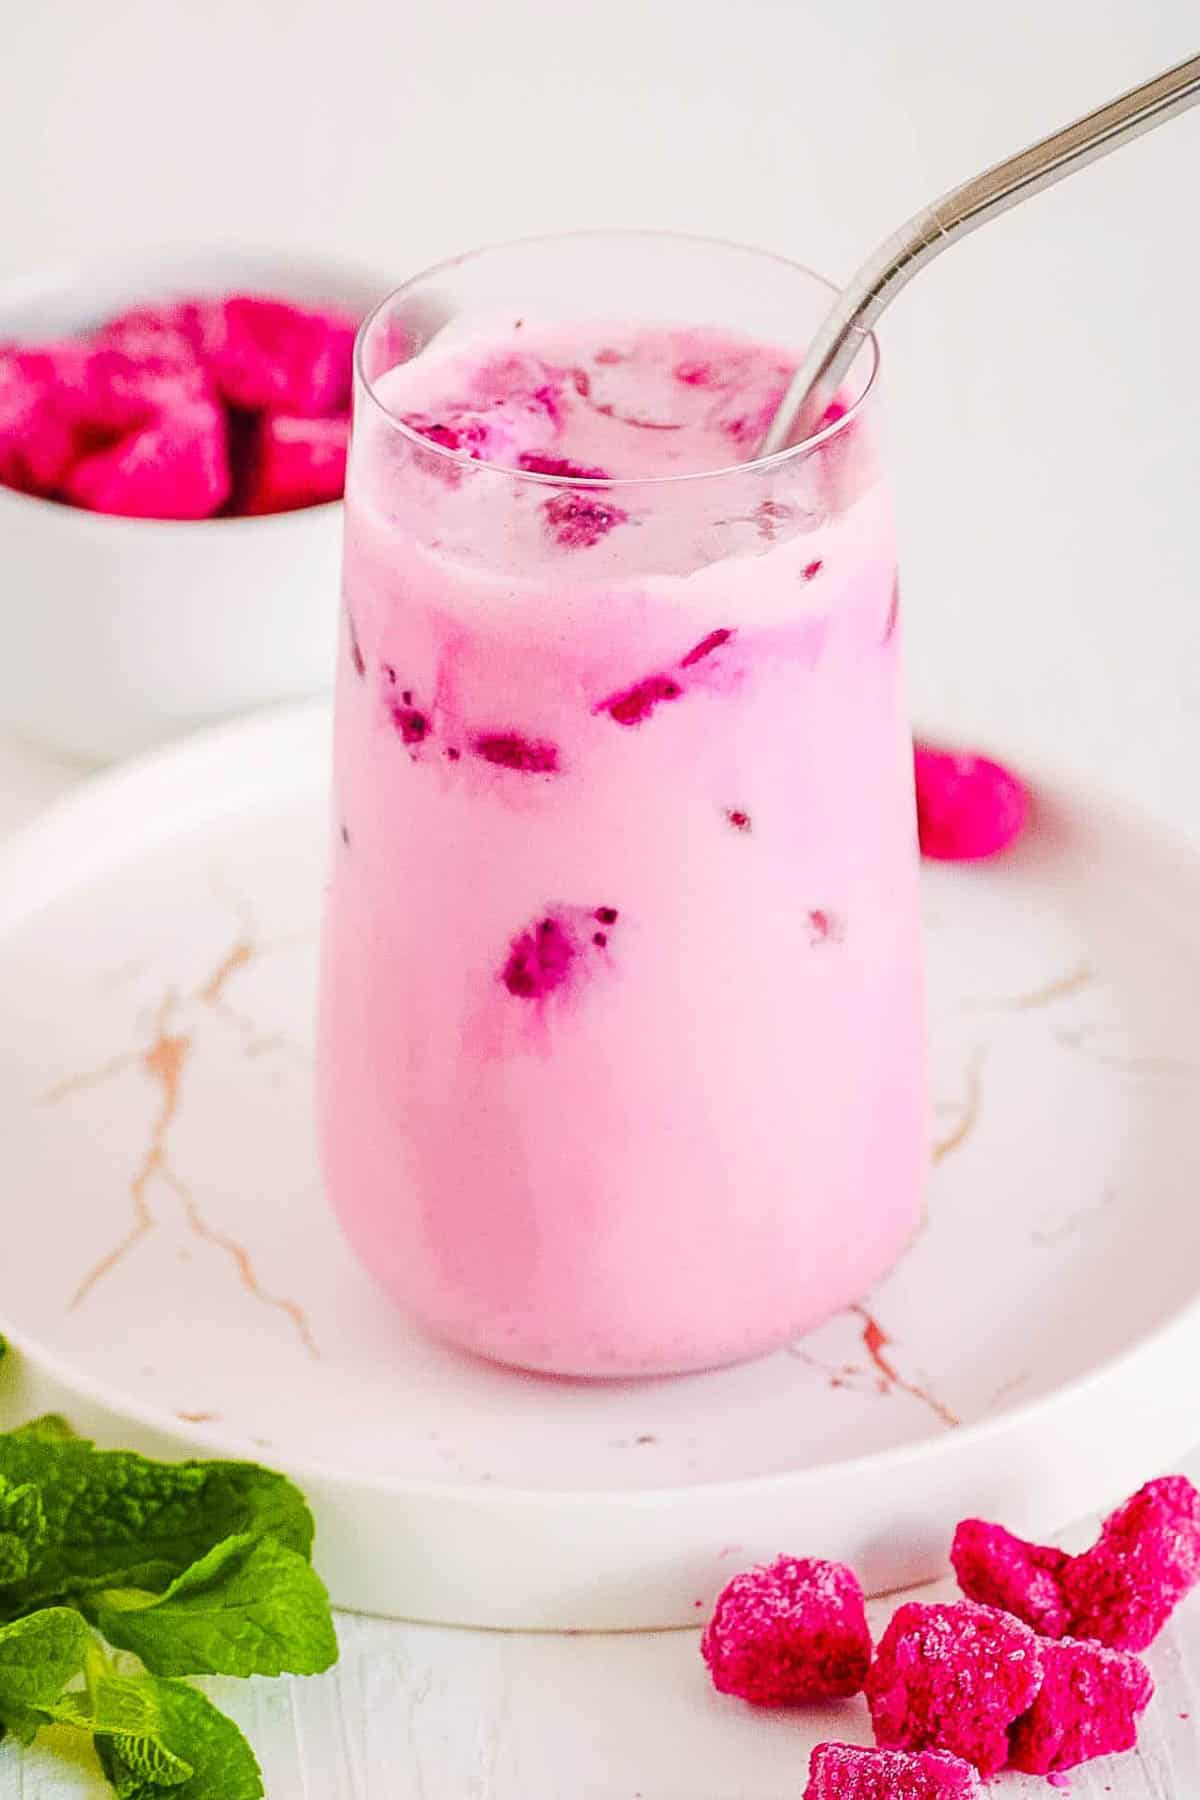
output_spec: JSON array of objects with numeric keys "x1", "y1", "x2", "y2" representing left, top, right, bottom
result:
[{"x1": 353, "y1": 229, "x2": 879, "y2": 490}]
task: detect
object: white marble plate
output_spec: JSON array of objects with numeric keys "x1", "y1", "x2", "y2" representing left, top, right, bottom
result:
[{"x1": 0, "y1": 701, "x2": 1197, "y2": 1629}]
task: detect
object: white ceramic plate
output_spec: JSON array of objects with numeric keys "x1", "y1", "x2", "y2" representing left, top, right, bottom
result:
[{"x1": 0, "y1": 701, "x2": 1197, "y2": 1629}]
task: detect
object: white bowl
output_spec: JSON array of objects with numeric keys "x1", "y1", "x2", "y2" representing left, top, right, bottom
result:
[{"x1": 0, "y1": 245, "x2": 390, "y2": 762}]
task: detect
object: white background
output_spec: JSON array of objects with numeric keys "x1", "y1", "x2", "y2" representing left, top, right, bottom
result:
[{"x1": 2, "y1": 2, "x2": 1199, "y2": 1794}]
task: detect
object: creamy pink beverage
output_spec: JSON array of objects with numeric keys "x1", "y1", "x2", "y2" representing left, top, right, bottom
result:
[{"x1": 318, "y1": 236, "x2": 926, "y2": 1376}]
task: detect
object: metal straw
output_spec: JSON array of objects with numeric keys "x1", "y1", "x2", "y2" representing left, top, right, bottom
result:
[{"x1": 759, "y1": 52, "x2": 1200, "y2": 457}]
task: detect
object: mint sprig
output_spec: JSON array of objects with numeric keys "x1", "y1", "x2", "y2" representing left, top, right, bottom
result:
[
  {"x1": 56, "y1": 1659, "x2": 264, "y2": 1800},
  {"x1": 0, "y1": 1427, "x2": 314, "y2": 1616},
  {"x1": 0, "y1": 1398, "x2": 338, "y2": 1798},
  {"x1": 0, "y1": 1607, "x2": 91, "y2": 1742},
  {"x1": 0, "y1": 1475, "x2": 47, "y2": 1585},
  {"x1": 93, "y1": 1530, "x2": 338, "y2": 1678}
]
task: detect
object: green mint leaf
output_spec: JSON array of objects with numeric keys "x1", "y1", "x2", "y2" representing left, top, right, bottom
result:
[
  {"x1": 76, "y1": 1674, "x2": 262, "y2": 1800},
  {"x1": 93, "y1": 1532, "x2": 337, "y2": 1678},
  {"x1": 0, "y1": 1607, "x2": 90, "y2": 1740},
  {"x1": 0, "y1": 1476, "x2": 47, "y2": 1584},
  {"x1": 0, "y1": 1432, "x2": 313, "y2": 1618},
  {"x1": 98, "y1": 1736, "x2": 192, "y2": 1796},
  {"x1": 54, "y1": 1676, "x2": 194, "y2": 1787}
]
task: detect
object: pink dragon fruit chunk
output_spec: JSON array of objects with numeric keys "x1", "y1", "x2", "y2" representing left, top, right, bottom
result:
[
  {"x1": 1062, "y1": 1475, "x2": 1200, "y2": 1652},
  {"x1": 243, "y1": 413, "x2": 349, "y2": 514},
  {"x1": 197, "y1": 295, "x2": 357, "y2": 417},
  {"x1": 1007, "y1": 1635, "x2": 1153, "y2": 1775},
  {"x1": 0, "y1": 347, "x2": 79, "y2": 494},
  {"x1": 866, "y1": 1601, "x2": 1043, "y2": 1776},
  {"x1": 951, "y1": 1519, "x2": 1073, "y2": 1639},
  {"x1": 65, "y1": 397, "x2": 230, "y2": 519},
  {"x1": 804, "y1": 1743, "x2": 981, "y2": 1798},
  {"x1": 913, "y1": 742, "x2": 1029, "y2": 861},
  {"x1": 700, "y1": 1556, "x2": 872, "y2": 1705}
]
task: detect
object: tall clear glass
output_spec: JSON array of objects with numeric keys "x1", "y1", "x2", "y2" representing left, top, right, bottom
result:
[{"x1": 317, "y1": 233, "x2": 925, "y2": 1377}]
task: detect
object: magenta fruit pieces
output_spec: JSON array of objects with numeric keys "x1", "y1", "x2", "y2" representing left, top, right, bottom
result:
[
  {"x1": 501, "y1": 914, "x2": 577, "y2": 1001},
  {"x1": 952, "y1": 1476, "x2": 1200, "y2": 1652},
  {"x1": 599, "y1": 673, "x2": 683, "y2": 727},
  {"x1": 197, "y1": 295, "x2": 357, "y2": 417},
  {"x1": 1007, "y1": 1636, "x2": 1154, "y2": 1775},
  {"x1": 516, "y1": 453, "x2": 609, "y2": 479},
  {"x1": 913, "y1": 742, "x2": 1029, "y2": 861},
  {"x1": 1062, "y1": 1475, "x2": 1200, "y2": 1652},
  {"x1": 804, "y1": 1743, "x2": 981, "y2": 1799},
  {"x1": 64, "y1": 397, "x2": 231, "y2": 520},
  {"x1": 680, "y1": 627, "x2": 733, "y2": 667},
  {"x1": 542, "y1": 488, "x2": 627, "y2": 548},
  {"x1": 866, "y1": 1601, "x2": 1043, "y2": 1775},
  {"x1": 951, "y1": 1519, "x2": 1073, "y2": 1639},
  {"x1": 0, "y1": 347, "x2": 78, "y2": 494},
  {"x1": 700, "y1": 1555, "x2": 872, "y2": 1705},
  {"x1": 243, "y1": 413, "x2": 349, "y2": 515},
  {"x1": 470, "y1": 732, "x2": 560, "y2": 774}
]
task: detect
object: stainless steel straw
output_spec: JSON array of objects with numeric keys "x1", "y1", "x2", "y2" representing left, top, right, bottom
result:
[{"x1": 759, "y1": 52, "x2": 1200, "y2": 456}]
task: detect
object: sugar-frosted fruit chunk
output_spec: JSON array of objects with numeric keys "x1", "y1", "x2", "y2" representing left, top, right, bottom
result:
[
  {"x1": 951, "y1": 1519, "x2": 1072, "y2": 1638},
  {"x1": 700, "y1": 1556, "x2": 872, "y2": 1704},
  {"x1": 913, "y1": 743, "x2": 1028, "y2": 861},
  {"x1": 65, "y1": 398, "x2": 230, "y2": 519},
  {"x1": 866, "y1": 1601, "x2": 1043, "y2": 1775},
  {"x1": 1007, "y1": 1636, "x2": 1153, "y2": 1775},
  {"x1": 243, "y1": 413, "x2": 349, "y2": 514},
  {"x1": 197, "y1": 295, "x2": 357, "y2": 416},
  {"x1": 953, "y1": 1477, "x2": 1200, "y2": 1653},
  {"x1": 1062, "y1": 1475, "x2": 1200, "y2": 1652},
  {"x1": 804, "y1": 1743, "x2": 981, "y2": 1798}
]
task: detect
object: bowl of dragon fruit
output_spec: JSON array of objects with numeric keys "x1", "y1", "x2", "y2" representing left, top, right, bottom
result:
[{"x1": 0, "y1": 246, "x2": 388, "y2": 760}]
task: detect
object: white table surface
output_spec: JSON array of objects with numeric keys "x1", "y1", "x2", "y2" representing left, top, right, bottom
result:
[
  {"x1": 0, "y1": 732, "x2": 1198, "y2": 1797},
  {"x1": 4, "y1": 0, "x2": 1200, "y2": 1790}
]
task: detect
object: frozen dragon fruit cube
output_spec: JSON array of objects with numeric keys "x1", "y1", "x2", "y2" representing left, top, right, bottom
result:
[
  {"x1": 700, "y1": 1556, "x2": 872, "y2": 1704},
  {"x1": 951, "y1": 1519, "x2": 1072, "y2": 1638},
  {"x1": 196, "y1": 295, "x2": 357, "y2": 417},
  {"x1": 65, "y1": 397, "x2": 231, "y2": 519},
  {"x1": 1062, "y1": 1475, "x2": 1200, "y2": 1652},
  {"x1": 913, "y1": 742, "x2": 1029, "y2": 861},
  {"x1": 1007, "y1": 1635, "x2": 1153, "y2": 1776},
  {"x1": 0, "y1": 321, "x2": 211, "y2": 499},
  {"x1": 865, "y1": 1601, "x2": 1043, "y2": 1775},
  {"x1": 88, "y1": 305, "x2": 212, "y2": 427},
  {"x1": 804, "y1": 1743, "x2": 981, "y2": 1798},
  {"x1": 242, "y1": 413, "x2": 349, "y2": 514},
  {"x1": 0, "y1": 346, "x2": 78, "y2": 494},
  {"x1": 95, "y1": 302, "x2": 204, "y2": 368}
]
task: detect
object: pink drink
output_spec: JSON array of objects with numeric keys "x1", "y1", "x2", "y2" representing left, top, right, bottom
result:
[{"x1": 318, "y1": 236, "x2": 926, "y2": 1376}]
